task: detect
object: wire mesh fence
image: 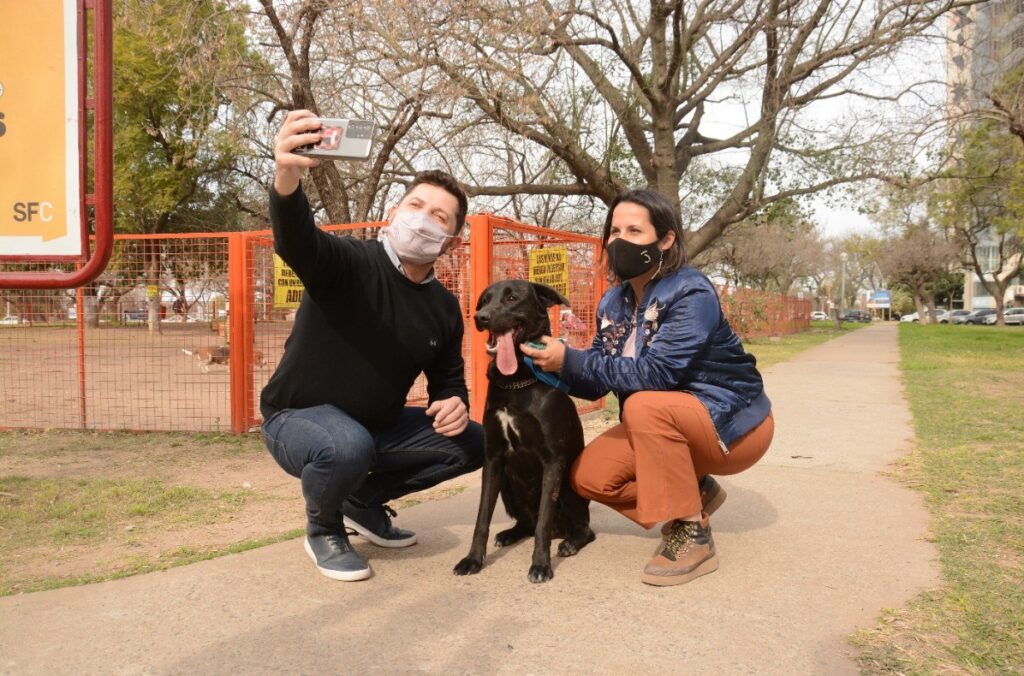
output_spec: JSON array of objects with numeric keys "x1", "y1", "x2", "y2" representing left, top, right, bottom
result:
[
  {"x1": 1, "y1": 236, "x2": 234, "y2": 431},
  {"x1": 719, "y1": 284, "x2": 811, "y2": 339},
  {"x1": 1, "y1": 217, "x2": 808, "y2": 433},
  {"x1": 483, "y1": 215, "x2": 606, "y2": 416}
]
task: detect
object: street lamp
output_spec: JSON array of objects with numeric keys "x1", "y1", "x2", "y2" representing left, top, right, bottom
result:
[{"x1": 839, "y1": 252, "x2": 848, "y2": 325}]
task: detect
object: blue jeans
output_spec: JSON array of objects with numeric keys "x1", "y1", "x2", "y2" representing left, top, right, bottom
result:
[{"x1": 261, "y1": 404, "x2": 484, "y2": 535}]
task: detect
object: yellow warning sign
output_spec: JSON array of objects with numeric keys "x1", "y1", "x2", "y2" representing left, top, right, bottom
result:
[
  {"x1": 274, "y1": 254, "x2": 304, "y2": 309},
  {"x1": 0, "y1": 0, "x2": 82, "y2": 256},
  {"x1": 528, "y1": 247, "x2": 569, "y2": 296}
]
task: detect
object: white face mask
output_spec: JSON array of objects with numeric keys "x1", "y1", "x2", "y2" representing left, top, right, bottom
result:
[{"x1": 384, "y1": 210, "x2": 454, "y2": 265}]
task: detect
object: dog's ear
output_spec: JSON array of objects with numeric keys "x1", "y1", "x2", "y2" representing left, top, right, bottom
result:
[
  {"x1": 531, "y1": 283, "x2": 571, "y2": 309},
  {"x1": 474, "y1": 288, "x2": 492, "y2": 311}
]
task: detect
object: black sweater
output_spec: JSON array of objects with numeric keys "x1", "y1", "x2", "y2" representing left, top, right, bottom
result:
[{"x1": 259, "y1": 186, "x2": 468, "y2": 431}]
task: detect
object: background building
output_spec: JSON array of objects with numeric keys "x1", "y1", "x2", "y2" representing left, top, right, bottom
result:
[{"x1": 947, "y1": 1, "x2": 1024, "y2": 310}]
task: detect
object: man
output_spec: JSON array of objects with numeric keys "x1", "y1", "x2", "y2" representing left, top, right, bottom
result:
[{"x1": 261, "y1": 110, "x2": 484, "y2": 581}]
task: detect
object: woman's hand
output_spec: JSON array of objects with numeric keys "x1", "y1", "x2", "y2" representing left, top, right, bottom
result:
[{"x1": 520, "y1": 336, "x2": 566, "y2": 373}]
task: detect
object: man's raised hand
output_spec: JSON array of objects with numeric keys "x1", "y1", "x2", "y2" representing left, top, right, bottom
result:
[{"x1": 273, "y1": 110, "x2": 323, "y2": 196}]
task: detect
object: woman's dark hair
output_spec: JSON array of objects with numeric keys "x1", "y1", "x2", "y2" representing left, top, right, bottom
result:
[{"x1": 600, "y1": 189, "x2": 687, "y2": 282}]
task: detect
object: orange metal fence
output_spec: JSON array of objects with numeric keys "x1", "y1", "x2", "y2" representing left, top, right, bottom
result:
[
  {"x1": 718, "y1": 283, "x2": 812, "y2": 339},
  {"x1": 1, "y1": 218, "x2": 808, "y2": 433}
]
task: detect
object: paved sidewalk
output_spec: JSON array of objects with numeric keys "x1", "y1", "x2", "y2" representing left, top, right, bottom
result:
[{"x1": 0, "y1": 324, "x2": 938, "y2": 674}]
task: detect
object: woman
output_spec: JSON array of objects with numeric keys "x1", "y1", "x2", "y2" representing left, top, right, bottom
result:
[{"x1": 521, "y1": 189, "x2": 773, "y2": 586}]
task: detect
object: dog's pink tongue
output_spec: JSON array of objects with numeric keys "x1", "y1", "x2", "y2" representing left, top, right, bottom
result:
[{"x1": 496, "y1": 331, "x2": 518, "y2": 376}]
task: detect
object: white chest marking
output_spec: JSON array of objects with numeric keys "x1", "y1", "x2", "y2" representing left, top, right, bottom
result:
[{"x1": 495, "y1": 408, "x2": 520, "y2": 450}]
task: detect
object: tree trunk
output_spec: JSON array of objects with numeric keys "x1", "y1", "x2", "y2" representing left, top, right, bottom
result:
[
  {"x1": 994, "y1": 293, "x2": 1006, "y2": 326},
  {"x1": 83, "y1": 295, "x2": 100, "y2": 328},
  {"x1": 147, "y1": 246, "x2": 161, "y2": 334},
  {"x1": 913, "y1": 295, "x2": 926, "y2": 324},
  {"x1": 924, "y1": 297, "x2": 938, "y2": 325}
]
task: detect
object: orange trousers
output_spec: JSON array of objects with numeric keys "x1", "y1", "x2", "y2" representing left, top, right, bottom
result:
[{"x1": 570, "y1": 391, "x2": 774, "y2": 529}]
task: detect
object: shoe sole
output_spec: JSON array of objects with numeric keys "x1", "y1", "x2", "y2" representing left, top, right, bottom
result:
[
  {"x1": 304, "y1": 538, "x2": 373, "y2": 581},
  {"x1": 343, "y1": 518, "x2": 418, "y2": 549},
  {"x1": 640, "y1": 553, "x2": 719, "y2": 587}
]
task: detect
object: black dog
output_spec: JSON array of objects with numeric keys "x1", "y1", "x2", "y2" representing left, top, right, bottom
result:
[{"x1": 453, "y1": 280, "x2": 595, "y2": 583}]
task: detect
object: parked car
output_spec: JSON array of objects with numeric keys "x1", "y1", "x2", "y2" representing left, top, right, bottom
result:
[
  {"x1": 0, "y1": 315, "x2": 24, "y2": 326},
  {"x1": 964, "y1": 308, "x2": 998, "y2": 325},
  {"x1": 810, "y1": 311, "x2": 830, "y2": 321},
  {"x1": 123, "y1": 308, "x2": 147, "y2": 323},
  {"x1": 1004, "y1": 308, "x2": 1024, "y2": 325},
  {"x1": 900, "y1": 309, "x2": 950, "y2": 324},
  {"x1": 841, "y1": 309, "x2": 872, "y2": 323},
  {"x1": 983, "y1": 307, "x2": 1024, "y2": 325},
  {"x1": 941, "y1": 309, "x2": 972, "y2": 324}
]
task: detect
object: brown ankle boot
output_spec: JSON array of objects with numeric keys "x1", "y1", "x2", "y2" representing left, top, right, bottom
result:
[
  {"x1": 699, "y1": 475, "x2": 727, "y2": 515},
  {"x1": 660, "y1": 476, "x2": 726, "y2": 536},
  {"x1": 643, "y1": 515, "x2": 718, "y2": 586}
]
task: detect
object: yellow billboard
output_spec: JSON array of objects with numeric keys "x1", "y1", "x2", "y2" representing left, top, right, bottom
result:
[
  {"x1": 0, "y1": 0, "x2": 82, "y2": 257},
  {"x1": 273, "y1": 254, "x2": 304, "y2": 309},
  {"x1": 529, "y1": 246, "x2": 569, "y2": 296}
]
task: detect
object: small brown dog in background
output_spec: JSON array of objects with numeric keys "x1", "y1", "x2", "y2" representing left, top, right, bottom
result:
[{"x1": 182, "y1": 345, "x2": 265, "y2": 373}]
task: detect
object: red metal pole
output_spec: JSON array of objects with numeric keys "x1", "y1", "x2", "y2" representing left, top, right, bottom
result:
[
  {"x1": 239, "y1": 234, "x2": 256, "y2": 432},
  {"x1": 227, "y1": 234, "x2": 248, "y2": 433},
  {"x1": 468, "y1": 215, "x2": 492, "y2": 423},
  {"x1": 76, "y1": 280, "x2": 87, "y2": 428},
  {"x1": 0, "y1": 0, "x2": 114, "y2": 290}
]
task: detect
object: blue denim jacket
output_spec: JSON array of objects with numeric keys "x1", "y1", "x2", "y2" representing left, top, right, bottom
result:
[{"x1": 560, "y1": 266, "x2": 771, "y2": 447}]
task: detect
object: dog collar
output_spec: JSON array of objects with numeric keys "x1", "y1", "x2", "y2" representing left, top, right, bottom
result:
[
  {"x1": 524, "y1": 356, "x2": 571, "y2": 393},
  {"x1": 494, "y1": 377, "x2": 538, "y2": 390}
]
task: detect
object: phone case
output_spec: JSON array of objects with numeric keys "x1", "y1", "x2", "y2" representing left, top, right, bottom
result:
[{"x1": 293, "y1": 118, "x2": 374, "y2": 160}]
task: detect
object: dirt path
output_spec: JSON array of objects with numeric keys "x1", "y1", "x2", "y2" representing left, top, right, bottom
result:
[
  {"x1": 0, "y1": 414, "x2": 615, "y2": 593},
  {"x1": 0, "y1": 324, "x2": 938, "y2": 673}
]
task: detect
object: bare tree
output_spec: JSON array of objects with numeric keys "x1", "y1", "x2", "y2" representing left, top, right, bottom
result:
[
  {"x1": 350, "y1": 0, "x2": 973, "y2": 256},
  {"x1": 697, "y1": 199, "x2": 824, "y2": 294},
  {"x1": 238, "y1": 1, "x2": 471, "y2": 226},
  {"x1": 878, "y1": 221, "x2": 959, "y2": 324}
]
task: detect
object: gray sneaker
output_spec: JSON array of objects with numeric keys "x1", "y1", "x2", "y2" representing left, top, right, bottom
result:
[
  {"x1": 304, "y1": 532, "x2": 372, "y2": 581},
  {"x1": 342, "y1": 501, "x2": 417, "y2": 548}
]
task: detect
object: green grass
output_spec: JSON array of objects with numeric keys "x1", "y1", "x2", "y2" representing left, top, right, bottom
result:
[
  {"x1": 1, "y1": 529, "x2": 306, "y2": 596},
  {"x1": 853, "y1": 324, "x2": 1024, "y2": 674},
  {"x1": 742, "y1": 319, "x2": 865, "y2": 369},
  {"x1": 0, "y1": 475, "x2": 266, "y2": 595},
  {"x1": 0, "y1": 476, "x2": 255, "y2": 547}
]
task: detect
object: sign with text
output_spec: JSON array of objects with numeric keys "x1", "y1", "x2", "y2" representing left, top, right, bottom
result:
[
  {"x1": 867, "y1": 289, "x2": 891, "y2": 309},
  {"x1": 0, "y1": 0, "x2": 82, "y2": 258},
  {"x1": 528, "y1": 246, "x2": 569, "y2": 296},
  {"x1": 273, "y1": 254, "x2": 304, "y2": 309}
]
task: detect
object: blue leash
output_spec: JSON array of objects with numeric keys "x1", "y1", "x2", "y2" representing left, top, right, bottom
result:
[{"x1": 523, "y1": 340, "x2": 570, "y2": 393}]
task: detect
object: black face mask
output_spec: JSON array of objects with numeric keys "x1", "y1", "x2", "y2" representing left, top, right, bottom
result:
[{"x1": 606, "y1": 238, "x2": 663, "y2": 280}]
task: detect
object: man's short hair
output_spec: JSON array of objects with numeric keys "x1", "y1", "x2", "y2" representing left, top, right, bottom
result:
[{"x1": 404, "y1": 170, "x2": 468, "y2": 233}]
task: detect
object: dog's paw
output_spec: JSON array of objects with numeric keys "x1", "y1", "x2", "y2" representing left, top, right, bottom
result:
[
  {"x1": 558, "y1": 529, "x2": 596, "y2": 557},
  {"x1": 494, "y1": 525, "x2": 529, "y2": 548},
  {"x1": 453, "y1": 556, "x2": 483, "y2": 576},
  {"x1": 527, "y1": 564, "x2": 554, "y2": 583},
  {"x1": 557, "y1": 540, "x2": 579, "y2": 557}
]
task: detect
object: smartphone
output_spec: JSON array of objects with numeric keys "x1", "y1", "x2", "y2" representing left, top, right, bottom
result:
[{"x1": 293, "y1": 118, "x2": 375, "y2": 161}]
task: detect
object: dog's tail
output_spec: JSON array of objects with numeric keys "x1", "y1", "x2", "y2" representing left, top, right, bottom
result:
[{"x1": 181, "y1": 348, "x2": 194, "y2": 356}]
